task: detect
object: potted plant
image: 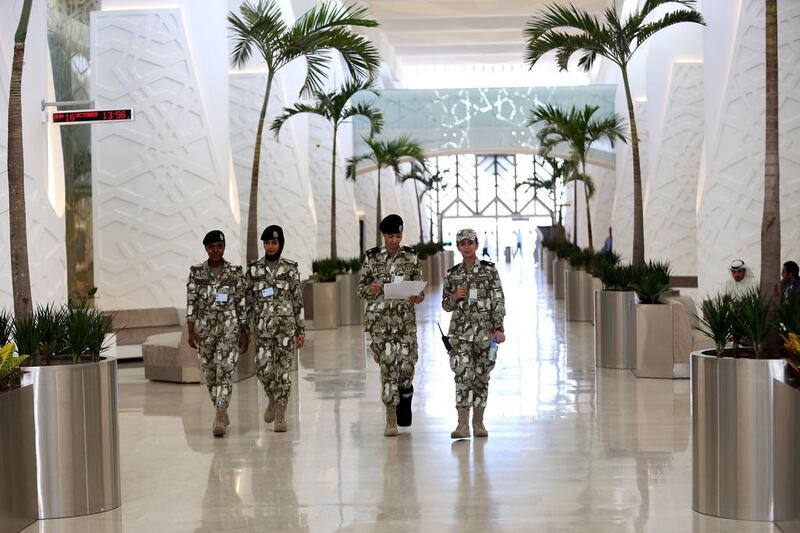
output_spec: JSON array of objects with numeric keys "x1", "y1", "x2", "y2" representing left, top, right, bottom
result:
[
  {"x1": 565, "y1": 248, "x2": 594, "y2": 322},
  {"x1": 551, "y1": 242, "x2": 576, "y2": 300},
  {"x1": 337, "y1": 257, "x2": 363, "y2": 326},
  {"x1": 593, "y1": 263, "x2": 636, "y2": 369},
  {"x1": 631, "y1": 261, "x2": 676, "y2": 378},
  {"x1": 311, "y1": 258, "x2": 344, "y2": 329},
  {"x1": 20, "y1": 303, "x2": 120, "y2": 520},
  {"x1": 692, "y1": 289, "x2": 800, "y2": 521},
  {"x1": 588, "y1": 251, "x2": 620, "y2": 324}
]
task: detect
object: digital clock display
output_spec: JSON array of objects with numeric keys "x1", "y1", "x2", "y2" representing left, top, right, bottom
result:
[{"x1": 51, "y1": 109, "x2": 133, "y2": 124}]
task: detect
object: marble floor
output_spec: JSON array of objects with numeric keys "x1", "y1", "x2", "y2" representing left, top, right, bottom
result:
[{"x1": 24, "y1": 259, "x2": 780, "y2": 532}]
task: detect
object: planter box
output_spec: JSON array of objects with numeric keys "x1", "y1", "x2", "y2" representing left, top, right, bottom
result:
[
  {"x1": 633, "y1": 304, "x2": 674, "y2": 378},
  {"x1": 692, "y1": 352, "x2": 800, "y2": 521},
  {"x1": 552, "y1": 258, "x2": 567, "y2": 300},
  {"x1": 420, "y1": 257, "x2": 431, "y2": 282},
  {"x1": 429, "y1": 253, "x2": 442, "y2": 286},
  {"x1": 0, "y1": 384, "x2": 38, "y2": 533},
  {"x1": 565, "y1": 269, "x2": 593, "y2": 322},
  {"x1": 23, "y1": 358, "x2": 121, "y2": 519},
  {"x1": 544, "y1": 250, "x2": 554, "y2": 284},
  {"x1": 594, "y1": 290, "x2": 636, "y2": 369},
  {"x1": 589, "y1": 276, "x2": 603, "y2": 325},
  {"x1": 311, "y1": 281, "x2": 339, "y2": 330},
  {"x1": 337, "y1": 272, "x2": 363, "y2": 326}
]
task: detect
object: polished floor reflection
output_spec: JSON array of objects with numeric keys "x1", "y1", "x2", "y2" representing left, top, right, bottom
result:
[{"x1": 24, "y1": 260, "x2": 778, "y2": 532}]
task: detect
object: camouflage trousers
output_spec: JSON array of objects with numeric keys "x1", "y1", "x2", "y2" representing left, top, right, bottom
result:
[
  {"x1": 449, "y1": 338, "x2": 496, "y2": 408},
  {"x1": 197, "y1": 332, "x2": 240, "y2": 410},
  {"x1": 255, "y1": 336, "x2": 295, "y2": 405},
  {"x1": 370, "y1": 335, "x2": 418, "y2": 407}
]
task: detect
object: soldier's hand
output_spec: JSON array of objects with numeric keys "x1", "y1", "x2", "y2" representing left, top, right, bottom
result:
[
  {"x1": 370, "y1": 281, "x2": 383, "y2": 296},
  {"x1": 238, "y1": 333, "x2": 249, "y2": 353},
  {"x1": 409, "y1": 293, "x2": 424, "y2": 304},
  {"x1": 452, "y1": 284, "x2": 468, "y2": 302},
  {"x1": 494, "y1": 331, "x2": 506, "y2": 344},
  {"x1": 188, "y1": 332, "x2": 198, "y2": 349},
  {"x1": 296, "y1": 335, "x2": 305, "y2": 349}
]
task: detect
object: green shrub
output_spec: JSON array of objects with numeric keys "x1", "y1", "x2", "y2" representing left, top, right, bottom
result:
[
  {"x1": 731, "y1": 288, "x2": 772, "y2": 355},
  {"x1": 776, "y1": 294, "x2": 800, "y2": 338},
  {"x1": 598, "y1": 263, "x2": 634, "y2": 291},
  {"x1": 695, "y1": 294, "x2": 734, "y2": 356},
  {"x1": 312, "y1": 258, "x2": 345, "y2": 282},
  {"x1": 13, "y1": 313, "x2": 41, "y2": 360},
  {"x1": 590, "y1": 250, "x2": 620, "y2": 275},
  {"x1": 35, "y1": 304, "x2": 67, "y2": 358},
  {"x1": 0, "y1": 310, "x2": 12, "y2": 346},
  {"x1": 629, "y1": 260, "x2": 672, "y2": 304}
]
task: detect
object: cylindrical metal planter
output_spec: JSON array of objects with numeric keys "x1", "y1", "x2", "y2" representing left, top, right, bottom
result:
[
  {"x1": 23, "y1": 358, "x2": 121, "y2": 519},
  {"x1": 565, "y1": 269, "x2": 593, "y2": 322},
  {"x1": 589, "y1": 276, "x2": 603, "y2": 325},
  {"x1": 420, "y1": 257, "x2": 431, "y2": 282},
  {"x1": 442, "y1": 250, "x2": 455, "y2": 271},
  {"x1": 594, "y1": 290, "x2": 636, "y2": 369},
  {"x1": 633, "y1": 304, "x2": 675, "y2": 378},
  {"x1": 0, "y1": 384, "x2": 38, "y2": 533},
  {"x1": 337, "y1": 272, "x2": 363, "y2": 326},
  {"x1": 692, "y1": 353, "x2": 800, "y2": 521},
  {"x1": 429, "y1": 253, "x2": 442, "y2": 286},
  {"x1": 544, "y1": 250, "x2": 554, "y2": 284},
  {"x1": 552, "y1": 258, "x2": 566, "y2": 299},
  {"x1": 312, "y1": 281, "x2": 339, "y2": 330}
]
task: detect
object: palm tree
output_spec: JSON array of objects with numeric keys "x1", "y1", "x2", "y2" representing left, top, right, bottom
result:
[
  {"x1": 346, "y1": 136, "x2": 426, "y2": 246},
  {"x1": 228, "y1": 0, "x2": 380, "y2": 261},
  {"x1": 6, "y1": 0, "x2": 34, "y2": 318},
  {"x1": 398, "y1": 163, "x2": 442, "y2": 243},
  {"x1": 271, "y1": 79, "x2": 383, "y2": 260},
  {"x1": 761, "y1": 0, "x2": 780, "y2": 300},
  {"x1": 525, "y1": 0, "x2": 704, "y2": 264},
  {"x1": 528, "y1": 104, "x2": 626, "y2": 250}
]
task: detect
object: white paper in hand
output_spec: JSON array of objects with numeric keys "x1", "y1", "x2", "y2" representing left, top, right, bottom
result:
[{"x1": 383, "y1": 280, "x2": 427, "y2": 299}]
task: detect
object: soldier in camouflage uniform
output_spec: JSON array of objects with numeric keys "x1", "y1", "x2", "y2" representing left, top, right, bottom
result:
[
  {"x1": 357, "y1": 214, "x2": 425, "y2": 437},
  {"x1": 442, "y1": 228, "x2": 506, "y2": 438},
  {"x1": 246, "y1": 225, "x2": 305, "y2": 433},
  {"x1": 187, "y1": 230, "x2": 249, "y2": 438}
]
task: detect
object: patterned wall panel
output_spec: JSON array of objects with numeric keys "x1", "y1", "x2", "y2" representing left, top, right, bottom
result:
[
  {"x1": 698, "y1": 0, "x2": 800, "y2": 295},
  {"x1": 0, "y1": 1, "x2": 68, "y2": 309},
  {"x1": 611, "y1": 102, "x2": 649, "y2": 263},
  {"x1": 644, "y1": 63, "x2": 703, "y2": 275},
  {"x1": 91, "y1": 9, "x2": 240, "y2": 309},
  {"x1": 229, "y1": 72, "x2": 317, "y2": 276}
]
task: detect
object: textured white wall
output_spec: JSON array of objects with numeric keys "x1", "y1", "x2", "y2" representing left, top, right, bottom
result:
[
  {"x1": 644, "y1": 62, "x2": 703, "y2": 275},
  {"x1": 91, "y1": 8, "x2": 241, "y2": 309},
  {"x1": 353, "y1": 166, "x2": 421, "y2": 250},
  {"x1": 698, "y1": 0, "x2": 800, "y2": 296},
  {"x1": 0, "y1": 0, "x2": 68, "y2": 310}
]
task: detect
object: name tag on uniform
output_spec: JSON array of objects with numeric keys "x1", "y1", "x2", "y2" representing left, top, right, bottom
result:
[
  {"x1": 215, "y1": 292, "x2": 229, "y2": 303},
  {"x1": 469, "y1": 288, "x2": 478, "y2": 301},
  {"x1": 262, "y1": 287, "x2": 274, "y2": 298},
  {"x1": 392, "y1": 275, "x2": 404, "y2": 283}
]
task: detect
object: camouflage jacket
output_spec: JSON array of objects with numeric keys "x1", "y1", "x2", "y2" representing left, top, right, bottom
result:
[
  {"x1": 357, "y1": 245, "x2": 422, "y2": 336},
  {"x1": 442, "y1": 260, "x2": 505, "y2": 342},
  {"x1": 245, "y1": 256, "x2": 304, "y2": 338},
  {"x1": 186, "y1": 260, "x2": 246, "y2": 337}
]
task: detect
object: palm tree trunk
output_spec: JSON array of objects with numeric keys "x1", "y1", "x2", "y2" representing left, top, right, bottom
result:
[
  {"x1": 415, "y1": 182, "x2": 424, "y2": 243},
  {"x1": 375, "y1": 167, "x2": 382, "y2": 246},
  {"x1": 572, "y1": 178, "x2": 578, "y2": 245},
  {"x1": 330, "y1": 125, "x2": 338, "y2": 260},
  {"x1": 761, "y1": 0, "x2": 780, "y2": 355},
  {"x1": 583, "y1": 162, "x2": 594, "y2": 251},
  {"x1": 621, "y1": 67, "x2": 645, "y2": 267},
  {"x1": 246, "y1": 73, "x2": 273, "y2": 262},
  {"x1": 7, "y1": 0, "x2": 34, "y2": 318}
]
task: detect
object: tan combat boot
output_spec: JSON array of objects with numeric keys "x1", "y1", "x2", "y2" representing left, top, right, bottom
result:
[
  {"x1": 263, "y1": 393, "x2": 276, "y2": 423},
  {"x1": 384, "y1": 407, "x2": 398, "y2": 437},
  {"x1": 273, "y1": 404, "x2": 287, "y2": 433},
  {"x1": 472, "y1": 406, "x2": 488, "y2": 438},
  {"x1": 213, "y1": 409, "x2": 226, "y2": 438},
  {"x1": 450, "y1": 408, "x2": 471, "y2": 439},
  {"x1": 222, "y1": 408, "x2": 230, "y2": 427}
]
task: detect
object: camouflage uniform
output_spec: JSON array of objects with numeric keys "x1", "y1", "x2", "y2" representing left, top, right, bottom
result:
[
  {"x1": 246, "y1": 257, "x2": 304, "y2": 406},
  {"x1": 358, "y1": 245, "x2": 423, "y2": 406},
  {"x1": 186, "y1": 260, "x2": 247, "y2": 410},
  {"x1": 442, "y1": 259, "x2": 505, "y2": 408}
]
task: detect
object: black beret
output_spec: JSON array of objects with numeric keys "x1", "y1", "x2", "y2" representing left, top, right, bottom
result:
[
  {"x1": 261, "y1": 225, "x2": 284, "y2": 242},
  {"x1": 379, "y1": 214, "x2": 403, "y2": 234},
  {"x1": 202, "y1": 230, "x2": 225, "y2": 246}
]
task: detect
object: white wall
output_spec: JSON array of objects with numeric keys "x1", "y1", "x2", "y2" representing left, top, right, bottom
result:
[{"x1": 0, "y1": 0, "x2": 68, "y2": 310}]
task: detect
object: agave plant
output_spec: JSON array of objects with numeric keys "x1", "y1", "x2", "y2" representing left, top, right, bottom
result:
[
  {"x1": 695, "y1": 294, "x2": 734, "y2": 356},
  {"x1": 35, "y1": 304, "x2": 67, "y2": 359},
  {"x1": 776, "y1": 294, "x2": 800, "y2": 338},
  {"x1": 590, "y1": 250, "x2": 620, "y2": 276},
  {"x1": 13, "y1": 312, "x2": 40, "y2": 361},
  {"x1": 731, "y1": 288, "x2": 773, "y2": 356},
  {"x1": 311, "y1": 258, "x2": 346, "y2": 282},
  {"x1": 629, "y1": 261, "x2": 672, "y2": 304},
  {"x1": 0, "y1": 343, "x2": 27, "y2": 391},
  {"x1": 598, "y1": 263, "x2": 634, "y2": 291},
  {"x1": 87, "y1": 309, "x2": 114, "y2": 362},
  {"x1": 0, "y1": 309, "x2": 13, "y2": 346}
]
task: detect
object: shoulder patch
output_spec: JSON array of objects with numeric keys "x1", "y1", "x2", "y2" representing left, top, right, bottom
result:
[
  {"x1": 282, "y1": 258, "x2": 298, "y2": 267},
  {"x1": 190, "y1": 263, "x2": 205, "y2": 272},
  {"x1": 366, "y1": 246, "x2": 380, "y2": 255},
  {"x1": 402, "y1": 246, "x2": 416, "y2": 253},
  {"x1": 480, "y1": 260, "x2": 495, "y2": 267},
  {"x1": 447, "y1": 264, "x2": 460, "y2": 273},
  {"x1": 246, "y1": 258, "x2": 260, "y2": 269}
]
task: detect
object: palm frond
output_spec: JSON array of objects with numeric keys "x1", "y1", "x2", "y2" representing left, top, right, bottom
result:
[
  {"x1": 270, "y1": 101, "x2": 327, "y2": 139},
  {"x1": 227, "y1": 0, "x2": 286, "y2": 69},
  {"x1": 633, "y1": 9, "x2": 706, "y2": 50},
  {"x1": 342, "y1": 102, "x2": 384, "y2": 136}
]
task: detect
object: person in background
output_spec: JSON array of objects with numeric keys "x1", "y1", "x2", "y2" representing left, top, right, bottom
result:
[
  {"x1": 601, "y1": 227, "x2": 613, "y2": 253},
  {"x1": 724, "y1": 259, "x2": 758, "y2": 298},
  {"x1": 779, "y1": 260, "x2": 800, "y2": 300}
]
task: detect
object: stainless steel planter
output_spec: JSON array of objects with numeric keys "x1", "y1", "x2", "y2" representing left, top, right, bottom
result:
[
  {"x1": 544, "y1": 250, "x2": 554, "y2": 284},
  {"x1": 0, "y1": 384, "x2": 38, "y2": 533},
  {"x1": 23, "y1": 358, "x2": 121, "y2": 519},
  {"x1": 420, "y1": 257, "x2": 431, "y2": 282},
  {"x1": 429, "y1": 253, "x2": 442, "y2": 286},
  {"x1": 589, "y1": 277, "x2": 603, "y2": 325},
  {"x1": 312, "y1": 281, "x2": 339, "y2": 330},
  {"x1": 565, "y1": 269, "x2": 593, "y2": 322},
  {"x1": 594, "y1": 290, "x2": 636, "y2": 369},
  {"x1": 633, "y1": 304, "x2": 674, "y2": 378},
  {"x1": 337, "y1": 272, "x2": 363, "y2": 326},
  {"x1": 552, "y1": 258, "x2": 566, "y2": 299},
  {"x1": 692, "y1": 353, "x2": 800, "y2": 521}
]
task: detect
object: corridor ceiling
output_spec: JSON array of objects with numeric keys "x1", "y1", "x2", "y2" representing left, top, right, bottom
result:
[{"x1": 359, "y1": 0, "x2": 610, "y2": 66}]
